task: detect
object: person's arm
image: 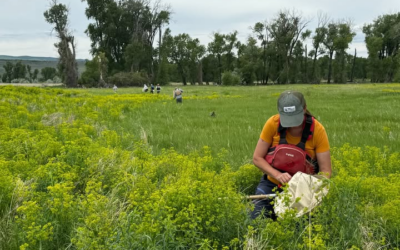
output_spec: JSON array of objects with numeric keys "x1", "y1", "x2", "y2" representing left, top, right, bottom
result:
[
  {"x1": 253, "y1": 138, "x2": 292, "y2": 184},
  {"x1": 316, "y1": 151, "x2": 332, "y2": 178}
]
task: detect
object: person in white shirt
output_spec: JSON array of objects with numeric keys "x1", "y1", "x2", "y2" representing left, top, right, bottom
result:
[
  {"x1": 173, "y1": 88, "x2": 183, "y2": 103},
  {"x1": 143, "y1": 84, "x2": 149, "y2": 92}
]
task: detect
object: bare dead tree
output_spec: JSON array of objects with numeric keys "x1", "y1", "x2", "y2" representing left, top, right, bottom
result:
[{"x1": 44, "y1": 0, "x2": 78, "y2": 87}]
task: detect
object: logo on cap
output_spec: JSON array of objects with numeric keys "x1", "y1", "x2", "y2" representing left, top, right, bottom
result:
[{"x1": 283, "y1": 106, "x2": 296, "y2": 113}]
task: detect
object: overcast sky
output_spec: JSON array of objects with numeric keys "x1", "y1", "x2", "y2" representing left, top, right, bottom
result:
[{"x1": 0, "y1": 0, "x2": 398, "y2": 59}]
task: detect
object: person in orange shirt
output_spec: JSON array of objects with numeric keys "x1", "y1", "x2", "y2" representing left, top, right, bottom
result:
[{"x1": 251, "y1": 90, "x2": 332, "y2": 220}]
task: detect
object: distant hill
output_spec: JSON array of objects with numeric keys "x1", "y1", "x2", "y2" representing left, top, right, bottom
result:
[
  {"x1": 0, "y1": 55, "x2": 87, "y2": 62},
  {"x1": 0, "y1": 55, "x2": 87, "y2": 77}
]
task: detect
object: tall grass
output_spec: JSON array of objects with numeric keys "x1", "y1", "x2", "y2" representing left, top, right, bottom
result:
[
  {"x1": 100, "y1": 84, "x2": 400, "y2": 168},
  {"x1": 0, "y1": 84, "x2": 399, "y2": 249}
]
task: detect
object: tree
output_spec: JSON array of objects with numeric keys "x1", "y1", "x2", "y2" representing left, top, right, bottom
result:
[
  {"x1": 321, "y1": 23, "x2": 338, "y2": 83},
  {"x1": 13, "y1": 61, "x2": 27, "y2": 80},
  {"x1": 208, "y1": 33, "x2": 225, "y2": 84},
  {"x1": 238, "y1": 37, "x2": 261, "y2": 84},
  {"x1": 163, "y1": 30, "x2": 191, "y2": 85},
  {"x1": 26, "y1": 65, "x2": 33, "y2": 82},
  {"x1": 33, "y1": 69, "x2": 39, "y2": 81},
  {"x1": 333, "y1": 21, "x2": 355, "y2": 83},
  {"x1": 79, "y1": 52, "x2": 109, "y2": 87},
  {"x1": 310, "y1": 12, "x2": 329, "y2": 83},
  {"x1": 2, "y1": 62, "x2": 14, "y2": 83},
  {"x1": 41, "y1": 67, "x2": 57, "y2": 81},
  {"x1": 253, "y1": 22, "x2": 270, "y2": 84},
  {"x1": 268, "y1": 10, "x2": 310, "y2": 84},
  {"x1": 224, "y1": 31, "x2": 239, "y2": 72},
  {"x1": 188, "y1": 38, "x2": 206, "y2": 85},
  {"x1": 363, "y1": 13, "x2": 400, "y2": 82},
  {"x1": 82, "y1": 0, "x2": 171, "y2": 81},
  {"x1": 44, "y1": 0, "x2": 78, "y2": 87}
]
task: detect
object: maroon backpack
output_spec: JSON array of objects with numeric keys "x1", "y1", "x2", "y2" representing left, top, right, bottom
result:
[{"x1": 265, "y1": 114, "x2": 319, "y2": 176}]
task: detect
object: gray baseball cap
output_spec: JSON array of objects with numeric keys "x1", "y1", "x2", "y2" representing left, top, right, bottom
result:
[{"x1": 277, "y1": 90, "x2": 306, "y2": 127}]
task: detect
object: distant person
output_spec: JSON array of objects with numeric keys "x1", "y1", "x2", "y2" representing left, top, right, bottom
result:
[
  {"x1": 113, "y1": 84, "x2": 118, "y2": 93},
  {"x1": 150, "y1": 84, "x2": 155, "y2": 94},
  {"x1": 143, "y1": 84, "x2": 148, "y2": 92},
  {"x1": 173, "y1": 88, "x2": 184, "y2": 103},
  {"x1": 156, "y1": 84, "x2": 161, "y2": 94}
]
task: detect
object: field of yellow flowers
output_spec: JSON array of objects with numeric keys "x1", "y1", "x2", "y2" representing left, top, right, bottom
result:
[{"x1": 0, "y1": 85, "x2": 399, "y2": 249}]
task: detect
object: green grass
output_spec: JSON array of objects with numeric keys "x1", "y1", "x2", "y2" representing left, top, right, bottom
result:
[
  {"x1": 88, "y1": 84, "x2": 400, "y2": 168},
  {"x1": 1, "y1": 84, "x2": 400, "y2": 249}
]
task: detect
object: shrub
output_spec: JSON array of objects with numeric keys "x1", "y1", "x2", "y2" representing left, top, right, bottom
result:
[
  {"x1": 108, "y1": 71, "x2": 149, "y2": 87},
  {"x1": 222, "y1": 71, "x2": 241, "y2": 86},
  {"x1": 11, "y1": 78, "x2": 30, "y2": 84},
  {"x1": 53, "y1": 76, "x2": 62, "y2": 83}
]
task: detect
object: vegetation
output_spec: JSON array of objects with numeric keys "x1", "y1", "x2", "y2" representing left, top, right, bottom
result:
[
  {"x1": 76, "y1": 2, "x2": 400, "y2": 87},
  {"x1": 44, "y1": 0, "x2": 78, "y2": 87},
  {"x1": 0, "y1": 84, "x2": 399, "y2": 249},
  {"x1": 0, "y1": 59, "x2": 87, "y2": 84}
]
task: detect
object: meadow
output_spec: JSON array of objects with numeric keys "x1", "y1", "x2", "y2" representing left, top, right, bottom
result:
[{"x1": 0, "y1": 84, "x2": 399, "y2": 249}]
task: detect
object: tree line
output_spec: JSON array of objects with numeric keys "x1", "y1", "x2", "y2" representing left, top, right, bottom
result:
[
  {"x1": 1, "y1": 61, "x2": 59, "y2": 83},
  {"x1": 6, "y1": 0, "x2": 400, "y2": 87}
]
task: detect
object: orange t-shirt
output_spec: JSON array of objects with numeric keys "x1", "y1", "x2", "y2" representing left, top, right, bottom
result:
[{"x1": 260, "y1": 114, "x2": 330, "y2": 184}]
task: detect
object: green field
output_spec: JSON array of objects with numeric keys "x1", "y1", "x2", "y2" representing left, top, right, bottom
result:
[
  {"x1": 0, "y1": 84, "x2": 399, "y2": 249},
  {"x1": 76, "y1": 84, "x2": 400, "y2": 168}
]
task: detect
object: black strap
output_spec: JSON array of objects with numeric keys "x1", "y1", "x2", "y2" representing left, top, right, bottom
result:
[
  {"x1": 278, "y1": 123, "x2": 287, "y2": 144},
  {"x1": 278, "y1": 114, "x2": 313, "y2": 150},
  {"x1": 296, "y1": 115, "x2": 313, "y2": 150}
]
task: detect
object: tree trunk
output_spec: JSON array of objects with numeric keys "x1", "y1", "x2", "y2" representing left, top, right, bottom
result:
[
  {"x1": 311, "y1": 45, "x2": 319, "y2": 83},
  {"x1": 327, "y1": 50, "x2": 334, "y2": 83},
  {"x1": 178, "y1": 63, "x2": 187, "y2": 85},
  {"x1": 197, "y1": 61, "x2": 203, "y2": 85},
  {"x1": 304, "y1": 45, "x2": 308, "y2": 83},
  {"x1": 266, "y1": 56, "x2": 271, "y2": 84},
  {"x1": 159, "y1": 27, "x2": 162, "y2": 65},
  {"x1": 218, "y1": 54, "x2": 222, "y2": 85},
  {"x1": 262, "y1": 43, "x2": 266, "y2": 84},
  {"x1": 350, "y1": 49, "x2": 356, "y2": 82}
]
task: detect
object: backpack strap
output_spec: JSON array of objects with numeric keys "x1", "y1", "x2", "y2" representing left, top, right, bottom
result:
[
  {"x1": 278, "y1": 123, "x2": 288, "y2": 144},
  {"x1": 296, "y1": 115, "x2": 313, "y2": 150}
]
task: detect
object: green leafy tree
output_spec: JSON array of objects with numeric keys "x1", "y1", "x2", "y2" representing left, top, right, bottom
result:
[
  {"x1": 80, "y1": 52, "x2": 109, "y2": 87},
  {"x1": 321, "y1": 23, "x2": 338, "y2": 83},
  {"x1": 310, "y1": 13, "x2": 329, "y2": 83},
  {"x1": 82, "y1": 0, "x2": 170, "y2": 81},
  {"x1": 268, "y1": 10, "x2": 309, "y2": 84},
  {"x1": 188, "y1": 38, "x2": 206, "y2": 85},
  {"x1": 3, "y1": 62, "x2": 14, "y2": 83},
  {"x1": 223, "y1": 31, "x2": 239, "y2": 72},
  {"x1": 363, "y1": 13, "x2": 400, "y2": 82},
  {"x1": 163, "y1": 30, "x2": 204, "y2": 85},
  {"x1": 253, "y1": 22, "x2": 270, "y2": 84},
  {"x1": 41, "y1": 67, "x2": 57, "y2": 81},
  {"x1": 13, "y1": 61, "x2": 27, "y2": 80},
  {"x1": 333, "y1": 22, "x2": 355, "y2": 83},
  {"x1": 33, "y1": 69, "x2": 39, "y2": 81},
  {"x1": 208, "y1": 32, "x2": 225, "y2": 84},
  {"x1": 26, "y1": 65, "x2": 33, "y2": 82},
  {"x1": 238, "y1": 37, "x2": 261, "y2": 84}
]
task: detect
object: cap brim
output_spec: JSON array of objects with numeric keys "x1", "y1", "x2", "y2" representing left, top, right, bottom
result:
[{"x1": 280, "y1": 112, "x2": 304, "y2": 127}]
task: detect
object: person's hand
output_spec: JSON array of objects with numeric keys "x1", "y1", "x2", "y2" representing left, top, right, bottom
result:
[{"x1": 275, "y1": 172, "x2": 292, "y2": 184}]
